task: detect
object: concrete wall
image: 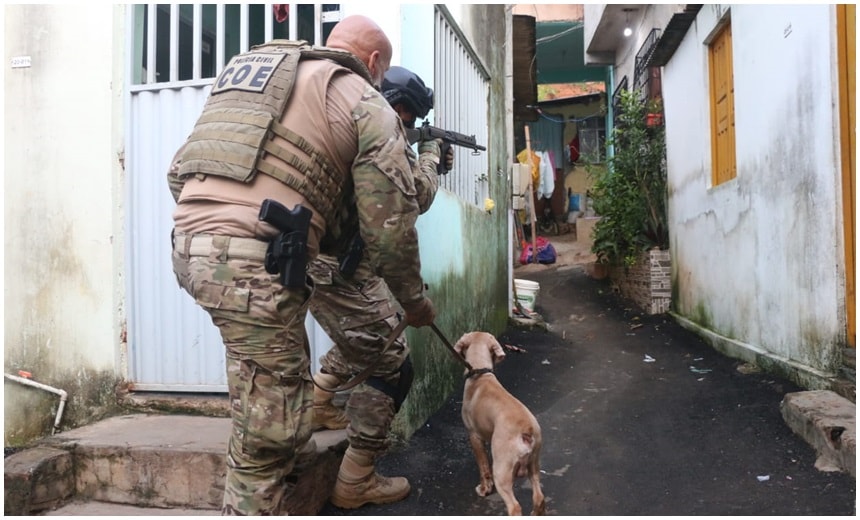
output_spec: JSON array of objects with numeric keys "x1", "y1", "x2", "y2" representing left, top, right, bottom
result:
[
  {"x1": 584, "y1": 4, "x2": 684, "y2": 69},
  {"x1": 611, "y1": 4, "x2": 687, "y2": 89},
  {"x1": 662, "y1": 5, "x2": 846, "y2": 386},
  {"x1": 4, "y1": 5, "x2": 126, "y2": 444},
  {"x1": 513, "y1": 4, "x2": 582, "y2": 22},
  {"x1": 583, "y1": 3, "x2": 608, "y2": 62}
]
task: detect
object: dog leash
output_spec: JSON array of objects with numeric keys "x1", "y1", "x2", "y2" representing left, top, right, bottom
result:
[
  {"x1": 429, "y1": 322, "x2": 474, "y2": 372},
  {"x1": 310, "y1": 318, "x2": 410, "y2": 393}
]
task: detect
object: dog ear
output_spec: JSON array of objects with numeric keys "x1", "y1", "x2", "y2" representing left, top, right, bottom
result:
[
  {"x1": 490, "y1": 336, "x2": 507, "y2": 364},
  {"x1": 454, "y1": 336, "x2": 470, "y2": 355}
]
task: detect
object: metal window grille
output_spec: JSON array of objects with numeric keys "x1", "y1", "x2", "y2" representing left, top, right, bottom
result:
[
  {"x1": 612, "y1": 75, "x2": 628, "y2": 125},
  {"x1": 434, "y1": 7, "x2": 491, "y2": 207},
  {"x1": 633, "y1": 28, "x2": 661, "y2": 100},
  {"x1": 130, "y1": 3, "x2": 342, "y2": 89},
  {"x1": 578, "y1": 126, "x2": 605, "y2": 164}
]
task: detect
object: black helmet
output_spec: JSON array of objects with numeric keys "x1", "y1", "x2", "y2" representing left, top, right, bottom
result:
[{"x1": 382, "y1": 66, "x2": 434, "y2": 119}]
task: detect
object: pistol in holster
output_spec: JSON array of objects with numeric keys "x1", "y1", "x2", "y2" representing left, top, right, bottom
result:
[{"x1": 258, "y1": 199, "x2": 312, "y2": 289}]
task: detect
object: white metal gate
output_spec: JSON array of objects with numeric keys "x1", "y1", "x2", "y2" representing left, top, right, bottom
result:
[
  {"x1": 126, "y1": 4, "x2": 341, "y2": 392},
  {"x1": 434, "y1": 6, "x2": 491, "y2": 207}
]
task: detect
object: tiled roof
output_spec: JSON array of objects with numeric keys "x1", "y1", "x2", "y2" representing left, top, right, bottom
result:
[{"x1": 538, "y1": 81, "x2": 605, "y2": 102}]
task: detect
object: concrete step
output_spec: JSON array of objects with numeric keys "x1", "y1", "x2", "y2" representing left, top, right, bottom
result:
[
  {"x1": 780, "y1": 390, "x2": 856, "y2": 477},
  {"x1": 4, "y1": 414, "x2": 348, "y2": 515},
  {"x1": 41, "y1": 500, "x2": 217, "y2": 516}
]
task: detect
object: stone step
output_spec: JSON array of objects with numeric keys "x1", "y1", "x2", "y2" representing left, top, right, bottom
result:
[
  {"x1": 4, "y1": 414, "x2": 348, "y2": 515},
  {"x1": 780, "y1": 390, "x2": 856, "y2": 477}
]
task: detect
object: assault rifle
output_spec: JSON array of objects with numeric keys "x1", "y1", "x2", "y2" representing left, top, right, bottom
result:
[
  {"x1": 405, "y1": 121, "x2": 487, "y2": 174},
  {"x1": 258, "y1": 199, "x2": 312, "y2": 288}
]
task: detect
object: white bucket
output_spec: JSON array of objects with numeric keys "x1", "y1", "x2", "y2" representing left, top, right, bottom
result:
[{"x1": 515, "y1": 279, "x2": 540, "y2": 312}]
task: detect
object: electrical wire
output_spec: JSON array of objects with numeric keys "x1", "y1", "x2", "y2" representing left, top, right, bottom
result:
[
  {"x1": 535, "y1": 22, "x2": 584, "y2": 45},
  {"x1": 528, "y1": 106, "x2": 604, "y2": 124}
]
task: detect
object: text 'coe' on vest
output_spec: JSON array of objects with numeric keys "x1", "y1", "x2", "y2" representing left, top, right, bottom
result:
[{"x1": 212, "y1": 52, "x2": 287, "y2": 94}]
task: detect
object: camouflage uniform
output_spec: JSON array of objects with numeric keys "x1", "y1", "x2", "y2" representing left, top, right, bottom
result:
[
  {"x1": 308, "y1": 141, "x2": 439, "y2": 454},
  {"x1": 171, "y1": 246, "x2": 315, "y2": 515},
  {"x1": 167, "y1": 40, "x2": 436, "y2": 515}
]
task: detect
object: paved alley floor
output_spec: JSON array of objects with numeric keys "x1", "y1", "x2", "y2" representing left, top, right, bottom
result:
[{"x1": 319, "y1": 262, "x2": 856, "y2": 516}]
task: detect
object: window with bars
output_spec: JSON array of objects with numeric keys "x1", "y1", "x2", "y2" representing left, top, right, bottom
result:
[
  {"x1": 433, "y1": 7, "x2": 491, "y2": 207},
  {"x1": 578, "y1": 117, "x2": 606, "y2": 164},
  {"x1": 612, "y1": 75, "x2": 628, "y2": 126},
  {"x1": 633, "y1": 28, "x2": 662, "y2": 101},
  {"x1": 131, "y1": 4, "x2": 341, "y2": 87}
]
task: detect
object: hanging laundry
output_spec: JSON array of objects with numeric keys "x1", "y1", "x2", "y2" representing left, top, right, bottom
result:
[
  {"x1": 516, "y1": 149, "x2": 540, "y2": 188},
  {"x1": 568, "y1": 135, "x2": 580, "y2": 164},
  {"x1": 546, "y1": 149, "x2": 557, "y2": 172},
  {"x1": 536, "y1": 150, "x2": 555, "y2": 199}
]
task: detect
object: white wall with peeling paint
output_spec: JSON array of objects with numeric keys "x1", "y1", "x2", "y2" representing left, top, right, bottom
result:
[
  {"x1": 662, "y1": 4, "x2": 846, "y2": 377},
  {"x1": 4, "y1": 5, "x2": 123, "y2": 376},
  {"x1": 4, "y1": 4, "x2": 126, "y2": 442}
]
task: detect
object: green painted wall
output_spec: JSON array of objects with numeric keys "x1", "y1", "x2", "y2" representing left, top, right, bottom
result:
[{"x1": 391, "y1": 4, "x2": 511, "y2": 440}]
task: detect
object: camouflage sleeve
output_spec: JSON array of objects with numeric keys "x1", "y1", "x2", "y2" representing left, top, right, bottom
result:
[
  {"x1": 351, "y1": 88, "x2": 426, "y2": 307},
  {"x1": 166, "y1": 143, "x2": 187, "y2": 203},
  {"x1": 412, "y1": 139, "x2": 441, "y2": 214}
]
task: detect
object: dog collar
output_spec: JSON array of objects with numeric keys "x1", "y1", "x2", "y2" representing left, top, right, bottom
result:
[{"x1": 466, "y1": 367, "x2": 494, "y2": 379}]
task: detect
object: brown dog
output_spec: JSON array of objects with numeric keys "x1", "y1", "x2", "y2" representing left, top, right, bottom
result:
[{"x1": 454, "y1": 331, "x2": 546, "y2": 516}]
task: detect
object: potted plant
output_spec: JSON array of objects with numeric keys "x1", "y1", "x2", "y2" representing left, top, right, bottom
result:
[
  {"x1": 646, "y1": 112, "x2": 663, "y2": 127},
  {"x1": 588, "y1": 89, "x2": 668, "y2": 268}
]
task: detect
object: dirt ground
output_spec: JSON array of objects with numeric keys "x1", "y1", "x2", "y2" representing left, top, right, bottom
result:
[{"x1": 514, "y1": 225, "x2": 597, "y2": 273}]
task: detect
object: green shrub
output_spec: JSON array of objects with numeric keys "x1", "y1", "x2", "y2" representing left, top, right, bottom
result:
[{"x1": 588, "y1": 89, "x2": 668, "y2": 266}]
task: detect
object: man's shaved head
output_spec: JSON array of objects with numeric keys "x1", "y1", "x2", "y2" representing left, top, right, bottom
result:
[{"x1": 326, "y1": 15, "x2": 392, "y2": 88}]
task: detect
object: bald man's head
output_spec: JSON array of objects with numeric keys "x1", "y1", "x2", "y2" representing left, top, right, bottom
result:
[{"x1": 326, "y1": 15, "x2": 392, "y2": 88}]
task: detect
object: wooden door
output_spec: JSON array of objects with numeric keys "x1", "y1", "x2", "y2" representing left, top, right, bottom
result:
[{"x1": 837, "y1": 4, "x2": 855, "y2": 348}]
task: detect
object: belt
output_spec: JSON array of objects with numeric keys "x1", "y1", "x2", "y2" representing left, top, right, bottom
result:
[{"x1": 173, "y1": 233, "x2": 269, "y2": 261}]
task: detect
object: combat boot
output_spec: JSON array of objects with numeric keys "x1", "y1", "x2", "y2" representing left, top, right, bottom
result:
[
  {"x1": 312, "y1": 372, "x2": 349, "y2": 431},
  {"x1": 329, "y1": 447, "x2": 410, "y2": 509}
]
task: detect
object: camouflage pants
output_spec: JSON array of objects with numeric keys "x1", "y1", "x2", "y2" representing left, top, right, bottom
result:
[
  {"x1": 308, "y1": 254, "x2": 410, "y2": 454},
  {"x1": 172, "y1": 234, "x2": 314, "y2": 515}
]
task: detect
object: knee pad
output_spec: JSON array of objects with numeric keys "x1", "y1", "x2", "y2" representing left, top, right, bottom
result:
[{"x1": 365, "y1": 356, "x2": 414, "y2": 413}]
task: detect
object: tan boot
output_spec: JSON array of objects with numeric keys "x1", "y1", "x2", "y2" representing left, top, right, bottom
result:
[
  {"x1": 312, "y1": 372, "x2": 349, "y2": 431},
  {"x1": 330, "y1": 447, "x2": 410, "y2": 509}
]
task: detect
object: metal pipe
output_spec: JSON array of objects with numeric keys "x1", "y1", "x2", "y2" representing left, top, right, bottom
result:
[{"x1": 4, "y1": 373, "x2": 68, "y2": 435}]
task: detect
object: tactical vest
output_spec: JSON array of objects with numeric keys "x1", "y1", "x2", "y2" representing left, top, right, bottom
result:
[{"x1": 178, "y1": 40, "x2": 374, "y2": 225}]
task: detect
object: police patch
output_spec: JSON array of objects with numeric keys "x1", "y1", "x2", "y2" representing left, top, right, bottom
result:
[{"x1": 211, "y1": 52, "x2": 286, "y2": 94}]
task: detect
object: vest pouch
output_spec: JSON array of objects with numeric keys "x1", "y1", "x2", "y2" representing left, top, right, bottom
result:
[{"x1": 178, "y1": 107, "x2": 274, "y2": 184}]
